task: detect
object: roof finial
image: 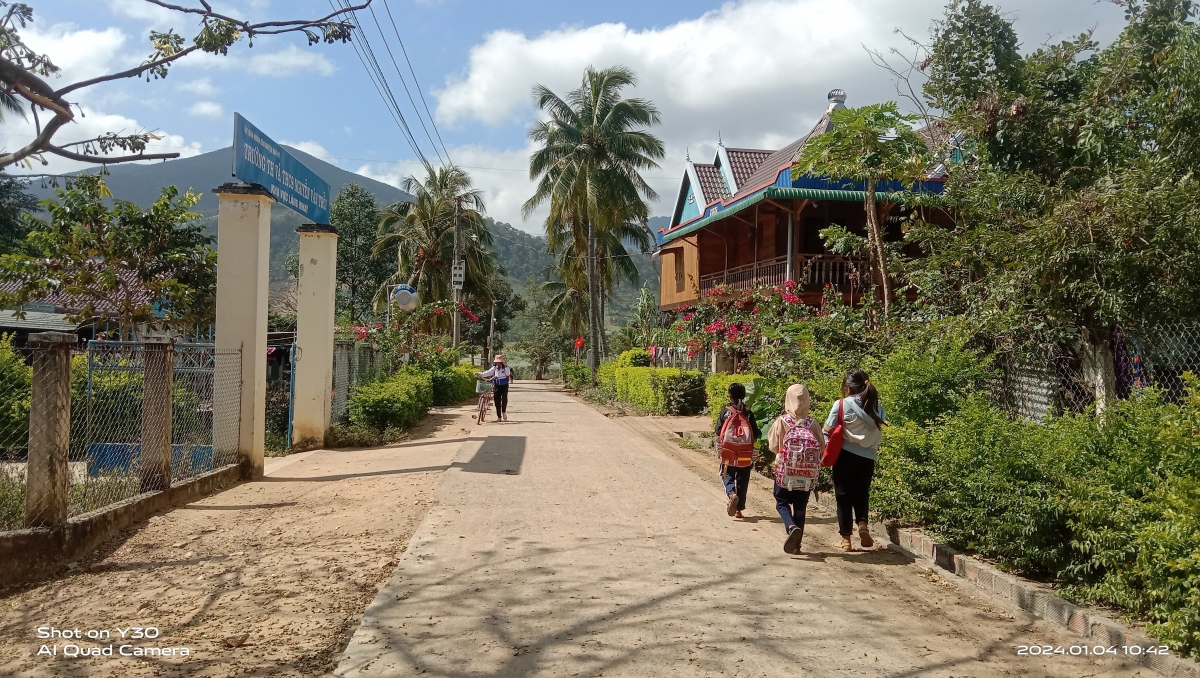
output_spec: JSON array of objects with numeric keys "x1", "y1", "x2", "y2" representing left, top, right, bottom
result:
[
  {"x1": 718, "y1": 131, "x2": 723, "y2": 147},
  {"x1": 686, "y1": 147, "x2": 690, "y2": 162}
]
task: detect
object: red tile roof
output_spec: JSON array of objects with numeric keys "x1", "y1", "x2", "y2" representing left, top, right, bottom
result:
[
  {"x1": 693, "y1": 163, "x2": 730, "y2": 202},
  {"x1": 723, "y1": 148, "x2": 773, "y2": 189},
  {"x1": 731, "y1": 108, "x2": 836, "y2": 200}
]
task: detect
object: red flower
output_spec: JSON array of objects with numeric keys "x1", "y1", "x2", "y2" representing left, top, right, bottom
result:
[
  {"x1": 674, "y1": 325, "x2": 684, "y2": 332},
  {"x1": 433, "y1": 308, "x2": 445, "y2": 316},
  {"x1": 782, "y1": 291, "x2": 802, "y2": 304},
  {"x1": 682, "y1": 313, "x2": 694, "y2": 322},
  {"x1": 784, "y1": 279, "x2": 798, "y2": 289},
  {"x1": 753, "y1": 306, "x2": 760, "y2": 313}
]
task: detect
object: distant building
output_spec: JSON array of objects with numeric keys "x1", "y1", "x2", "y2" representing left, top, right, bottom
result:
[{"x1": 656, "y1": 90, "x2": 948, "y2": 312}]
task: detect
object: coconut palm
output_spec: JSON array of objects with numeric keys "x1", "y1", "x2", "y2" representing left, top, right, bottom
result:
[
  {"x1": 524, "y1": 65, "x2": 664, "y2": 383},
  {"x1": 373, "y1": 164, "x2": 497, "y2": 317}
]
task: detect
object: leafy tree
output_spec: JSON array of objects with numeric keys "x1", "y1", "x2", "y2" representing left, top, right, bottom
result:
[
  {"x1": 525, "y1": 65, "x2": 664, "y2": 383},
  {"x1": 373, "y1": 165, "x2": 496, "y2": 320},
  {"x1": 902, "y1": 0, "x2": 1200, "y2": 410},
  {"x1": 0, "y1": 0, "x2": 364, "y2": 169},
  {"x1": 513, "y1": 284, "x2": 570, "y2": 380},
  {"x1": 0, "y1": 174, "x2": 215, "y2": 332},
  {"x1": 331, "y1": 183, "x2": 390, "y2": 323},
  {"x1": 793, "y1": 103, "x2": 929, "y2": 316},
  {"x1": 0, "y1": 175, "x2": 36, "y2": 253},
  {"x1": 461, "y1": 273, "x2": 526, "y2": 361}
]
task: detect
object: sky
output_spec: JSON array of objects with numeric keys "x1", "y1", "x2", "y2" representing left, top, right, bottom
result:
[{"x1": 5, "y1": 0, "x2": 1127, "y2": 232}]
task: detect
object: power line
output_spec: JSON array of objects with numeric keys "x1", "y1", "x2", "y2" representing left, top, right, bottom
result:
[
  {"x1": 365, "y1": 1, "x2": 445, "y2": 166},
  {"x1": 382, "y1": 0, "x2": 451, "y2": 163},
  {"x1": 332, "y1": 0, "x2": 431, "y2": 168}
]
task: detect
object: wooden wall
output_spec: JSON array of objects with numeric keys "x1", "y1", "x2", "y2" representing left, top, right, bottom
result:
[{"x1": 658, "y1": 235, "x2": 700, "y2": 310}]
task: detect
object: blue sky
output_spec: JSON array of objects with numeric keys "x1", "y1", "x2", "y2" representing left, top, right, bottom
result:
[{"x1": 7, "y1": 0, "x2": 1126, "y2": 230}]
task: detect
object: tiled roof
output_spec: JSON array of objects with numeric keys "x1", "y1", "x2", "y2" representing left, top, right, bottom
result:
[
  {"x1": 693, "y1": 163, "x2": 730, "y2": 202},
  {"x1": 731, "y1": 108, "x2": 837, "y2": 200},
  {"x1": 723, "y1": 148, "x2": 773, "y2": 188},
  {"x1": 0, "y1": 269, "x2": 151, "y2": 317}
]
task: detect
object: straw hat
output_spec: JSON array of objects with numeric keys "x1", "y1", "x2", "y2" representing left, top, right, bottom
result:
[{"x1": 493, "y1": 354, "x2": 506, "y2": 364}]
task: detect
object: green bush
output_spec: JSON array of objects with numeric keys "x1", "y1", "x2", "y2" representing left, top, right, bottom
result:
[
  {"x1": 0, "y1": 334, "x2": 30, "y2": 454},
  {"x1": 875, "y1": 325, "x2": 993, "y2": 426},
  {"x1": 596, "y1": 360, "x2": 618, "y2": 400},
  {"x1": 613, "y1": 367, "x2": 707, "y2": 415},
  {"x1": 349, "y1": 370, "x2": 433, "y2": 433},
  {"x1": 616, "y1": 348, "x2": 651, "y2": 367},
  {"x1": 431, "y1": 365, "x2": 476, "y2": 405},
  {"x1": 563, "y1": 362, "x2": 588, "y2": 389},
  {"x1": 705, "y1": 373, "x2": 762, "y2": 425}
]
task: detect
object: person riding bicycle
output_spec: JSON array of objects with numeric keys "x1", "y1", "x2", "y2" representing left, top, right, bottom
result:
[{"x1": 475, "y1": 354, "x2": 513, "y2": 421}]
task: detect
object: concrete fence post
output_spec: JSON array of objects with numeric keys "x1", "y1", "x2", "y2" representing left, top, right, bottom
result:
[
  {"x1": 292, "y1": 224, "x2": 338, "y2": 450},
  {"x1": 25, "y1": 331, "x2": 76, "y2": 527},
  {"x1": 139, "y1": 337, "x2": 174, "y2": 492}
]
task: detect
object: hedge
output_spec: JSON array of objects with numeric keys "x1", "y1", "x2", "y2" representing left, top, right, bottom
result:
[
  {"x1": 349, "y1": 370, "x2": 433, "y2": 432},
  {"x1": 614, "y1": 367, "x2": 706, "y2": 415},
  {"x1": 615, "y1": 348, "x2": 651, "y2": 367},
  {"x1": 705, "y1": 373, "x2": 762, "y2": 426},
  {"x1": 431, "y1": 365, "x2": 477, "y2": 405}
]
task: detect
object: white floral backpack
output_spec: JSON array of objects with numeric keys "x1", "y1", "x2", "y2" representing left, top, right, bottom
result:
[{"x1": 775, "y1": 414, "x2": 821, "y2": 491}]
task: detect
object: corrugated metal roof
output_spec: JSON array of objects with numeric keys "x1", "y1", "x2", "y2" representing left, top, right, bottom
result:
[{"x1": 0, "y1": 310, "x2": 80, "y2": 332}]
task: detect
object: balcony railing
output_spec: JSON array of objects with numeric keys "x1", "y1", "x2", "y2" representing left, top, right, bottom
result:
[{"x1": 699, "y1": 254, "x2": 868, "y2": 294}]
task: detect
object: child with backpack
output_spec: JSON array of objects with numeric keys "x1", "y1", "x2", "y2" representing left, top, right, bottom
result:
[
  {"x1": 767, "y1": 383, "x2": 825, "y2": 554},
  {"x1": 824, "y1": 368, "x2": 887, "y2": 552},
  {"x1": 715, "y1": 382, "x2": 760, "y2": 518}
]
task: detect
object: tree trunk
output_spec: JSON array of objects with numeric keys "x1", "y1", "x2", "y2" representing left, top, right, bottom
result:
[
  {"x1": 864, "y1": 183, "x2": 891, "y2": 317},
  {"x1": 586, "y1": 218, "x2": 600, "y2": 385},
  {"x1": 1081, "y1": 327, "x2": 1117, "y2": 414},
  {"x1": 598, "y1": 257, "x2": 608, "y2": 359}
]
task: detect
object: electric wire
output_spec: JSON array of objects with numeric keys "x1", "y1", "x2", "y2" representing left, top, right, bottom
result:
[
  {"x1": 331, "y1": 0, "x2": 431, "y2": 168},
  {"x1": 382, "y1": 0, "x2": 451, "y2": 163}
]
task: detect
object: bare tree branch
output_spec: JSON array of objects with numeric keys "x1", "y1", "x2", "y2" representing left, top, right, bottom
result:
[
  {"x1": 46, "y1": 145, "x2": 180, "y2": 164},
  {"x1": 56, "y1": 44, "x2": 199, "y2": 97}
]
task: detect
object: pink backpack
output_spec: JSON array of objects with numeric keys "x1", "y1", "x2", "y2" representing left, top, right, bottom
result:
[
  {"x1": 719, "y1": 406, "x2": 755, "y2": 467},
  {"x1": 775, "y1": 414, "x2": 821, "y2": 491}
]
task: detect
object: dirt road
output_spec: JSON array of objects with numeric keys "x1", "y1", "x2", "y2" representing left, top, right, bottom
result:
[{"x1": 0, "y1": 402, "x2": 478, "y2": 678}]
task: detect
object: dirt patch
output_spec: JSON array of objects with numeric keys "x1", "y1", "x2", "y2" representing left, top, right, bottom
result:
[{"x1": 0, "y1": 403, "x2": 477, "y2": 677}]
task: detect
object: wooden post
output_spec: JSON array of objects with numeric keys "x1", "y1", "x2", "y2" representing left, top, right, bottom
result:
[
  {"x1": 25, "y1": 332, "x2": 75, "y2": 527},
  {"x1": 139, "y1": 338, "x2": 173, "y2": 492},
  {"x1": 786, "y1": 211, "x2": 794, "y2": 283}
]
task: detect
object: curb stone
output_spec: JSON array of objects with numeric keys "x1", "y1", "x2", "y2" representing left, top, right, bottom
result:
[{"x1": 866, "y1": 518, "x2": 1199, "y2": 678}]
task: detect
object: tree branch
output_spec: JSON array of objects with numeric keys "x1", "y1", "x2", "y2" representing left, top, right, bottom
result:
[
  {"x1": 55, "y1": 45, "x2": 199, "y2": 97},
  {"x1": 0, "y1": 113, "x2": 68, "y2": 167},
  {"x1": 46, "y1": 145, "x2": 180, "y2": 164}
]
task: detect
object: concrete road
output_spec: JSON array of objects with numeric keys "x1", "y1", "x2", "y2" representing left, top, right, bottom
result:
[{"x1": 335, "y1": 381, "x2": 1143, "y2": 678}]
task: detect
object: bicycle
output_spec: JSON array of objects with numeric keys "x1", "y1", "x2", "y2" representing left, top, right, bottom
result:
[{"x1": 475, "y1": 380, "x2": 493, "y2": 424}]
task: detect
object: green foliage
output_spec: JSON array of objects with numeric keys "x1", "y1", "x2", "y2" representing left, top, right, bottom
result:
[
  {"x1": 705, "y1": 373, "x2": 762, "y2": 425},
  {"x1": 431, "y1": 365, "x2": 476, "y2": 406},
  {"x1": 348, "y1": 370, "x2": 433, "y2": 433},
  {"x1": 0, "y1": 175, "x2": 38, "y2": 255},
  {"x1": 0, "y1": 333, "x2": 30, "y2": 450},
  {"x1": 562, "y1": 361, "x2": 589, "y2": 389},
  {"x1": 332, "y1": 182, "x2": 391, "y2": 323},
  {"x1": 873, "y1": 383, "x2": 1200, "y2": 658},
  {"x1": 614, "y1": 367, "x2": 706, "y2": 415},
  {"x1": 874, "y1": 323, "x2": 994, "y2": 426},
  {"x1": 615, "y1": 348, "x2": 651, "y2": 367},
  {"x1": 596, "y1": 360, "x2": 619, "y2": 400},
  {"x1": 0, "y1": 174, "x2": 216, "y2": 331}
]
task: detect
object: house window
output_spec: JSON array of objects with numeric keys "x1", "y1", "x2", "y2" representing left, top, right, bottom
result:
[{"x1": 674, "y1": 251, "x2": 685, "y2": 292}]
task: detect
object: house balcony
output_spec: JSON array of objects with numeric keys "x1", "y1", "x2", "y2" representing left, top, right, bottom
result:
[{"x1": 698, "y1": 254, "x2": 869, "y2": 296}]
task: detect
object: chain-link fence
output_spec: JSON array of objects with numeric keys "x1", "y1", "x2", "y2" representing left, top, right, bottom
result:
[
  {"x1": 331, "y1": 341, "x2": 384, "y2": 424},
  {"x1": 993, "y1": 322, "x2": 1200, "y2": 420},
  {"x1": 0, "y1": 337, "x2": 242, "y2": 534}
]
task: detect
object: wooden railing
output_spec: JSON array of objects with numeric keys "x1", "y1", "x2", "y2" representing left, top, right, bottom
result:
[{"x1": 699, "y1": 254, "x2": 867, "y2": 294}]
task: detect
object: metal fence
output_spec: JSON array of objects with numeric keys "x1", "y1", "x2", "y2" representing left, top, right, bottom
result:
[
  {"x1": 1, "y1": 338, "x2": 241, "y2": 533},
  {"x1": 330, "y1": 340, "x2": 384, "y2": 424},
  {"x1": 993, "y1": 322, "x2": 1200, "y2": 420}
]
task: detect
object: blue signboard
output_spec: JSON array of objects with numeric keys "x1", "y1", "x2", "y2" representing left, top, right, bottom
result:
[{"x1": 232, "y1": 112, "x2": 331, "y2": 224}]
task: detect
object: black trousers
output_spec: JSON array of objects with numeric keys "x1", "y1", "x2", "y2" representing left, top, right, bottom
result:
[
  {"x1": 832, "y1": 451, "x2": 875, "y2": 536},
  {"x1": 721, "y1": 464, "x2": 752, "y2": 511},
  {"x1": 493, "y1": 383, "x2": 509, "y2": 417}
]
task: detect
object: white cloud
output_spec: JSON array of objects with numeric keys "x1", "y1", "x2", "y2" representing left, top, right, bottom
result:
[
  {"x1": 1, "y1": 106, "x2": 202, "y2": 175},
  {"x1": 178, "y1": 77, "x2": 217, "y2": 96},
  {"x1": 187, "y1": 101, "x2": 225, "y2": 118},
  {"x1": 432, "y1": 0, "x2": 1127, "y2": 224},
  {"x1": 247, "y1": 44, "x2": 334, "y2": 77},
  {"x1": 281, "y1": 140, "x2": 333, "y2": 161},
  {"x1": 20, "y1": 24, "x2": 130, "y2": 99}
]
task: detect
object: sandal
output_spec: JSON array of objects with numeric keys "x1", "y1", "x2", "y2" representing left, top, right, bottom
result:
[
  {"x1": 858, "y1": 522, "x2": 874, "y2": 549},
  {"x1": 726, "y1": 494, "x2": 738, "y2": 517},
  {"x1": 839, "y1": 537, "x2": 854, "y2": 552}
]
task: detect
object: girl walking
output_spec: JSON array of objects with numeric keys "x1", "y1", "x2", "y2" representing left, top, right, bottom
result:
[
  {"x1": 715, "y1": 382, "x2": 760, "y2": 518},
  {"x1": 824, "y1": 369, "x2": 886, "y2": 552},
  {"x1": 767, "y1": 383, "x2": 824, "y2": 554},
  {"x1": 475, "y1": 354, "x2": 514, "y2": 421}
]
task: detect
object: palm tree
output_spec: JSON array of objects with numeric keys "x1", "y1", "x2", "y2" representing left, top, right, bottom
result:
[
  {"x1": 524, "y1": 65, "x2": 664, "y2": 383},
  {"x1": 373, "y1": 164, "x2": 497, "y2": 322}
]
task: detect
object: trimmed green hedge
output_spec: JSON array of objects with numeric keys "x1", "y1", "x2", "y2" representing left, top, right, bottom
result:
[
  {"x1": 705, "y1": 373, "x2": 761, "y2": 425},
  {"x1": 349, "y1": 370, "x2": 433, "y2": 432},
  {"x1": 432, "y1": 365, "x2": 477, "y2": 406},
  {"x1": 596, "y1": 360, "x2": 619, "y2": 399},
  {"x1": 616, "y1": 348, "x2": 651, "y2": 367},
  {"x1": 614, "y1": 367, "x2": 706, "y2": 415}
]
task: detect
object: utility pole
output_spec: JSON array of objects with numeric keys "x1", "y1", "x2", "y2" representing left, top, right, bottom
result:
[
  {"x1": 451, "y1": 200, "x2": 461, "y2": 349},
  {"x1": 485, "y1": 300, "x2": 497, "y2": 364}
]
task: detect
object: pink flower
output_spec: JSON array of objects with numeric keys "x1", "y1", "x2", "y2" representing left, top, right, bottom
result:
[
  {"x1": 674, "y1": 325, "x2": 684, "y2": 332},
  {"x1": 682, "y1": 313, "x2": 694, "y2": 322},
  {"x1": 784, "y1": 279, "x2": 798, "y2": 289},
  {"x1": 782, "y1": 291, "x2": 802, "y2": 304}
]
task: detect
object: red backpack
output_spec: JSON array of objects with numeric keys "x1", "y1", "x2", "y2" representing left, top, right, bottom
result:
[
  {"x1": 776, "y1": 414, "x2": 821, "y2": 491},
  {"x1": 719, "y1": 406, "x2": 755, "y2": 467}
]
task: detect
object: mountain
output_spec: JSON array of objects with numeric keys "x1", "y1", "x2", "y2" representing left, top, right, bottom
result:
[{"x1": 28, "y1": 145, "x2": 413, "y2": 215}]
